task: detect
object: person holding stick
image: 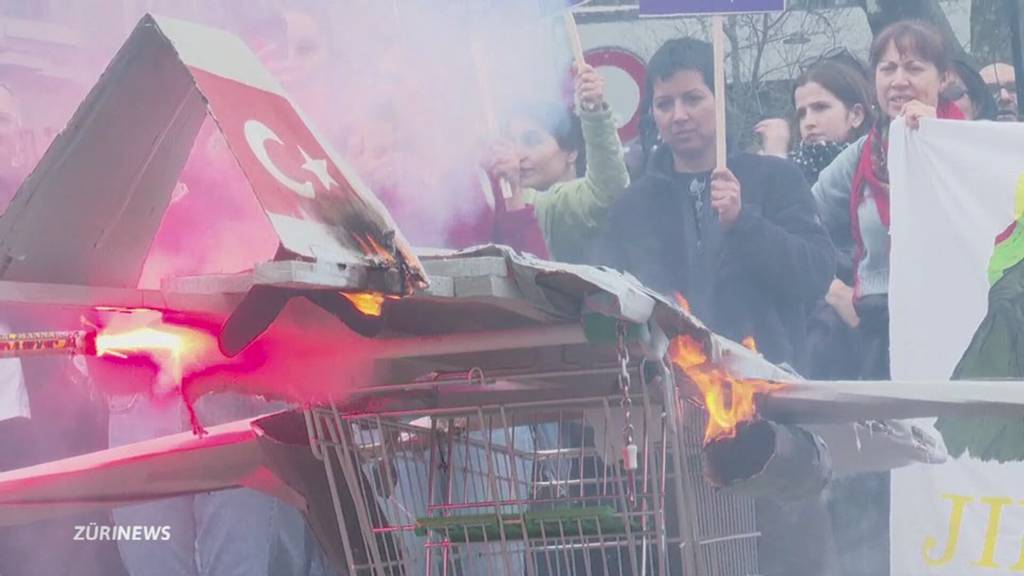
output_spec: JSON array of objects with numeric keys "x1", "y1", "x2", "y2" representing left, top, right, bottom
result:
[
  {"x1": 482, "y1": 62, "x2": 630, "y2": 264},
  {"x1": 591, "y1": 38, "x2": 838, "y2": 576},
  {"x1": 593, "y1": 37, "x2": 835, "y2": 367}
]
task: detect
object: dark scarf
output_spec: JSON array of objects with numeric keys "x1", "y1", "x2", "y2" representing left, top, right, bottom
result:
[{"x1": 789, "y1": 140, "x2": 849, "y2": 184}]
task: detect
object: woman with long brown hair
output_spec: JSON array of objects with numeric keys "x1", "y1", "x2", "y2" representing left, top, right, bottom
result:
[
  {"x1": 814, "y1": 19, "x2": 963, "y2": 381},
  {"x1": 756, "y1": 56, "x2": 875, "y2": 185},
  {"x1": 812, "y1": 20, "x2": 965, "y2": 576}
]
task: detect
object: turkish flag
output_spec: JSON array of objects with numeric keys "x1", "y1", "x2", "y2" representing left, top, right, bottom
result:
[{"x1": 187, "y1": 67, "x2": 395, "y2": 261}]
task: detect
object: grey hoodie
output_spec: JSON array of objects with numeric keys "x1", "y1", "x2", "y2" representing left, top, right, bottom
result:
[{"x1": 812, "y1": 135, "x2": 890, "y2": 297}]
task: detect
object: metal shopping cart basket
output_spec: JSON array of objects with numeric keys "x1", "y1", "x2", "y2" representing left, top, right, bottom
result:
[{"x1": 303, "y1": 332, "x2": 759, "y2": 576}]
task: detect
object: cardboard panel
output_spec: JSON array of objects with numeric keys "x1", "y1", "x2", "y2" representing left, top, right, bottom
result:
[
  {"x1": 0, "y1": 418, "x2": 265, "y2": 527},
  {"x1": 0, "y1": 17, "x2": 205, "y2": 287}
]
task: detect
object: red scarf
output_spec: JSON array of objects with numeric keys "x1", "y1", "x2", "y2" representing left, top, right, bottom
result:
[
  {"x1": 441, "y1": 173, "x2": 550, "y2": 260},
  {"x1": 848, "y1": 101, "x2": 964, "y2": 296},
  {"x1": 488, "y1": 174, "x2": 551, "y2": 260}
]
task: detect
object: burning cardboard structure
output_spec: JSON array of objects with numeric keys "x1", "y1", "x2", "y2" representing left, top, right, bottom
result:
[
  {"x1": 0, "y1": 13, "x2": 1020, "y2": 576},
  {"x1": 0, "y1": 240, "x2": 982, "y2": 574},
  {"x1": 0, "y1": 14, "x2": 426, "y2": 356}
]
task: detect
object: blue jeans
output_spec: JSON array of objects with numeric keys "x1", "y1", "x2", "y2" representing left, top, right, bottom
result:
[{"x1": 108, "y1": 393, "x2": 329, "y2": 576}]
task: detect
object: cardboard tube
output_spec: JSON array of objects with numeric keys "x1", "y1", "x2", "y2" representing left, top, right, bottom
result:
[
  {"x1": 703, "y1": 419, "x2": 832, "y2": 501},
  {"x1": 563, "y1": 10, "x2": 586, "y2": 69}
]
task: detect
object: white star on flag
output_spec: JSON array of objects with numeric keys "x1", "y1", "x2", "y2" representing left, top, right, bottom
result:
[{"x1": 300, "y1": 147, "x2": 338, "y2": 191}]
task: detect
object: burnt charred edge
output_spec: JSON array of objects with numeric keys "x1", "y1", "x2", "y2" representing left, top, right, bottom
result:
[
  {"x1": 218, "y1": 285, "x2": 387, "y2": 357},
  {"x1": 218, "y1": 285, "x2": 292, "y2": 358},
  {"x1": 703, "y1": 419, "x2": 832, "y2": 501}
]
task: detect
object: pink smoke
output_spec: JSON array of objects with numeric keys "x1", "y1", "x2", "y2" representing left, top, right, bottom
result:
[{"x1": 136, "y1": 120, "x2": 280, "y2": 290}]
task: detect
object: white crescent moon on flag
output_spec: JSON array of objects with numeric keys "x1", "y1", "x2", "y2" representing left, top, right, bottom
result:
[{"x1": 244, "y1": 119, "x2": 317, "y2": 199}]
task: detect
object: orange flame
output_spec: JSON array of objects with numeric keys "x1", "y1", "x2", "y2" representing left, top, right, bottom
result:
[
  {"x1": 95, "y1": 323, "x2": 214, "y2": 392},
  {"x1": 741, "y1": 336, "x2": 757, "y2": 352},
  {"x1": 669, "y1": 335, "x2": 777, "y2": 443},
  {"x1": 355, "y1": 235, "x2": 395, "y2": 264},
  {"x1": 673, "y1": 292, "x2": 691, "y2": 313},
  {"x1": 343, "y1": 292, "x2": 388, "y2": 317},
  {"x1": 95, "y1": 327, "x2": 188, "y2": 358}
]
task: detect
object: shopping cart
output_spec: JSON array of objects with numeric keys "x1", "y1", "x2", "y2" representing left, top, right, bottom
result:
[{"x1": 303, "y1": 330, "x2": 759, "y2": 576}]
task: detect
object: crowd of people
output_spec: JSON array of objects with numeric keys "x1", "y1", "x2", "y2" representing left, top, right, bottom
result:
[{"x1": 0, "y1": 4, "x2": 1021, "y2": 576}]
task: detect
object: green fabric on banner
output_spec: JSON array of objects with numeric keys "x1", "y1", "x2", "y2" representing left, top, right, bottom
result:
[
  {"x1": 936, "y1": 256, "x2": 1024, "y2": 462},
  {"x1": 989, "y1": 223, "x2": 1024, "y2": 286}
]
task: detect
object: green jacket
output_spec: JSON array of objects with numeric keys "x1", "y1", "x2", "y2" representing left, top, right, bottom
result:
[
  {"x1": 936, "y1": 255, "x2": 1024, "y2": 462},
  {"x1": 521, "y1": 107, "x2": 629, "y2": 263}
]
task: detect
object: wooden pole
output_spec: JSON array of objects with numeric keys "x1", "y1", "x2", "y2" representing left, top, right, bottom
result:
[
  {"x1": 562, "y1": 10, "x2": 587, "y2": 69},
  {"x1": 712, "y1": 15, "x2": 727, "y2": 170},
  {"x1": 1009, "y1": 0, "x2": 1024, "y2": 118},
  {"x1": 563, "y1": 9, "x2": 595, "y2": 112},
  {"x1": 470, "y1": 41, "x2": 514, "y2": 201}
]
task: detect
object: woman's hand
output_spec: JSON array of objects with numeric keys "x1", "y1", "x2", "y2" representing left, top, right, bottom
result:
[
  {"x1": 482, "y1": 139, "x2": 525, "y2": 208},
  {"x1": 753, "y1": 118, "x2": 791, "y2": 158},
  {"x1": 901, "y1": 100, "x2": 937, "y2": 130},
  {"x1": 482, "y1": 139, "x2": 521, "y2": 188},
  {"x1": 825, "y1": 278, "x2": 860, "y2": 328},
  {"x1": 575, "y1": 63, "x2": 606, "y2": 112},
  {"x1": 711, "y1": 168, "x2": 743, "y2": 230}
]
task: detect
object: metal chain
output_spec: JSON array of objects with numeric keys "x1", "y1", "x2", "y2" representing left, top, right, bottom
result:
[
  {"x1": 616, "y1": 322, "x2": 639, "y2": 508},
  {"x1": 616, "y1": 322, "x2": 635, "y2": 448}
]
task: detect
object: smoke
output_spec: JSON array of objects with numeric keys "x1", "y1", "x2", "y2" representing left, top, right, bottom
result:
[
  {"x1": 826, "y1": 474, "x2": 893, "y2": 576},
  {"x1": 0, "y1": 0, "x2": 581, "y2": 418},
  {"x1": 8, "y1": 1, "x2": 578, "y2": 282},
  {"x1": 137, "y1": 119, "x2": 280, "y2": 290},
  {"x1": 0, "y1": 4, "x2": 581, "y2": 573},
  {"x1": 282, "y1": 0, "x2": 576, "y2": 247},
  {"x1": 83, "y1": 300, "x2": 380, "y2": 411},
  {"x1": 44, "y1": 1, "x2": 579, "y2": 251},
  {"x1": 107, "y1": 1, "x2": 581, "y2": 403},
  {"x1": 0, "y1": 2, "x2": 583, "y2": 432},
  {"x1": 181, "y1": 298, "x2": 378, "y2": 406}
]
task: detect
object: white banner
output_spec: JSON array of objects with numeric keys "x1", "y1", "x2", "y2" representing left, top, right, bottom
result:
[{"x1": 889, "y1": 118, "x2": 1024, "y2": 575}]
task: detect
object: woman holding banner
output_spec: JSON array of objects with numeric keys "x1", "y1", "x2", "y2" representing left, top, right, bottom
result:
[
  {"x1": 811, "y1": 20, "x2": 964, "y2": 576},
  {"x1": 813, "y1": 20, "x2": 964, "y2": 381}
]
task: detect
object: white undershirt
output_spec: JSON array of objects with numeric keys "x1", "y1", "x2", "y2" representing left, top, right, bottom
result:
[{"x1": 0, "y1": 323, "x2": 29, "y2": 422}]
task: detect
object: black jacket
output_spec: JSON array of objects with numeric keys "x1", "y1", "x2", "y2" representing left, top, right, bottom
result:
[{"x1": 592, "y1": 147, "x2": 835, "y2": 366}]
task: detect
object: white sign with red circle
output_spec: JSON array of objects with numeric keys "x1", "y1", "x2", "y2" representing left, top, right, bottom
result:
[{"x1": 585, "y1": 47, "x2": 647, "y2": 143}]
